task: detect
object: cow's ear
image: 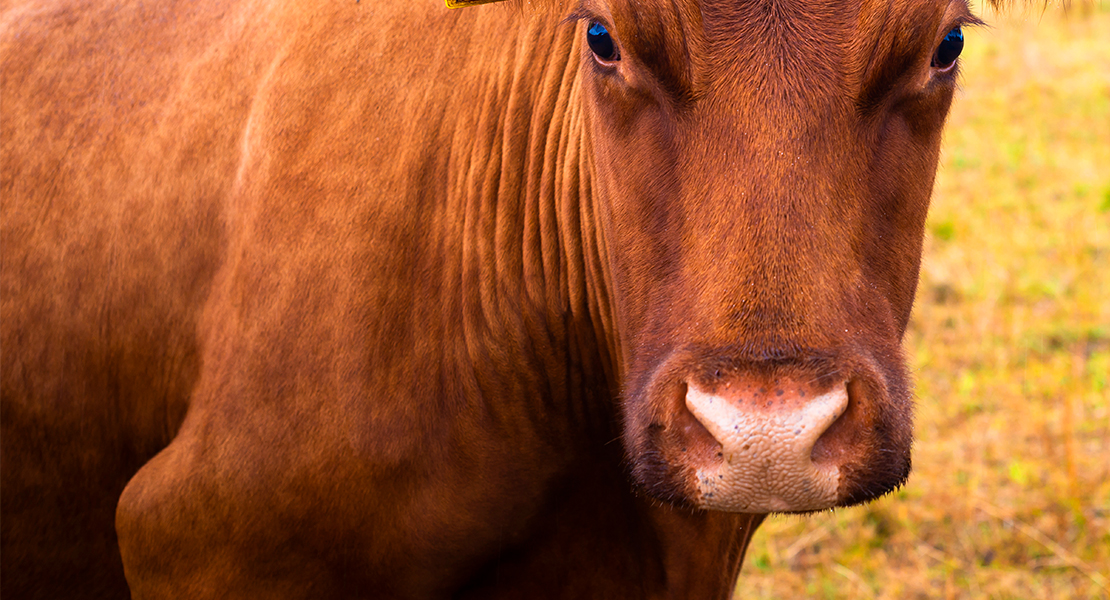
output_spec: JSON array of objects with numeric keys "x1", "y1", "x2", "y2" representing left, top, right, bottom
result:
[{"x1": 445, "y1": 0, "x2": 507, "y2": 8}]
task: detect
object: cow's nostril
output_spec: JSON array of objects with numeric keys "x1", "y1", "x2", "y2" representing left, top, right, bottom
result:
[
  {"x1": 810, "y1": 379, "x2": 863, "y2": 468},
  {"x1": 671, "y1": 382, "x2": 720, "y2": 461}
]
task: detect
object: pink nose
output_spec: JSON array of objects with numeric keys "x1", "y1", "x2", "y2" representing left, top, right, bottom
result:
[{"x1": 684, "y1": 379, "x2": 849, "y2": 512}]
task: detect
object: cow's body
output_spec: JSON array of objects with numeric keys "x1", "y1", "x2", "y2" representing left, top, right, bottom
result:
[{"x1": 1, "y1": 0, "x2": 974, "y2": 597}]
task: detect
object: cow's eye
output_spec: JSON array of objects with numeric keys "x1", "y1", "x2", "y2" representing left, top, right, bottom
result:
[
  {"x1": 931, "y1": 27, "x2": 963, "y2": 70},
  {"x1": 587, "y1": 21, "x2": 619, "y2": 62}
]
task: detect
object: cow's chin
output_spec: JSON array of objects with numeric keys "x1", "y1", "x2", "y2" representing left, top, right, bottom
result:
[{"x1": 624, "y1": 356, "x2": 913, "y2": 514}]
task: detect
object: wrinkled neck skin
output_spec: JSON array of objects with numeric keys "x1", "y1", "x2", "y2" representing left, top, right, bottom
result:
[{"x1": 444, "y1": 11, "x2": 618, "y2": 436}]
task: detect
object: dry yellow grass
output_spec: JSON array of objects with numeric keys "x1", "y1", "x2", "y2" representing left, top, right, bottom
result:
[{"x1": 738, "y1": 4, "x2": 1110, "y2": 598}]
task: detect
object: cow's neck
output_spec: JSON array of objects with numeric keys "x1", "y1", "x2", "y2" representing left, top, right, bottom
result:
[{"x1": 441, "y1": 13, "x2": 618, "y2": 443}]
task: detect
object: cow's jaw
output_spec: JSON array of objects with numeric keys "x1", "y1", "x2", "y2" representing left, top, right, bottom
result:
[{"x1": 684, "y1": 380, "x2": 847, "y2": 512}]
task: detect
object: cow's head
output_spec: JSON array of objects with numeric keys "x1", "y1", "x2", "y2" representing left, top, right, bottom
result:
[
  {"x1": 496, "y1": 0, "x2": 975, "y2": 513},
  {"x1": 576, "y1": 0, "x2": 979, "y2": 514}
]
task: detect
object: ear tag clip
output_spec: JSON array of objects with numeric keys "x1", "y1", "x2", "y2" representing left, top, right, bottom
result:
[{"x1": 445, "y1": 0, "x2": 505, "y2": 7}]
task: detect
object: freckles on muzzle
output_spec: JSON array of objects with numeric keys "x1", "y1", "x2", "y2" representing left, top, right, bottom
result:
[{"x1": 684, "y1": 380, "x2": 848, "y2": 512}]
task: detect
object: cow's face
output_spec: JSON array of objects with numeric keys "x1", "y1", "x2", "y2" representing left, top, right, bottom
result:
[{"x1": 574, "y1": 0, "x2": 976, "y2": 512}]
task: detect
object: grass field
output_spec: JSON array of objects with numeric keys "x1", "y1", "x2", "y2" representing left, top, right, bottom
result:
[{"x1": 738, "y1": 4, "x2": 1110, "y2": 599}]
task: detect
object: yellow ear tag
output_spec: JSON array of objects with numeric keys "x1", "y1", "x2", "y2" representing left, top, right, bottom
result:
[{"x1": 445, "y1": 0, "x2": 505, "y2": 7}]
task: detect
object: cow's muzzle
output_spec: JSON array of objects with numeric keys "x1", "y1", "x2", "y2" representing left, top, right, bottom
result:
[{"x1": 683, "y1": 379, "x2": 848, "y2": 512}]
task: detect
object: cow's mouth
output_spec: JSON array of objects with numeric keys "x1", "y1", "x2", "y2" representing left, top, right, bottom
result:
[{"x1": 625, "y1": 352, "x2": 912, "y2": 513}]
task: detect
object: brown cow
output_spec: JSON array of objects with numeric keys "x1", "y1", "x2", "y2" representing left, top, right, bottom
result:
[{"x1": 0, "y1": 0, "x2": 978, "y2": 597}]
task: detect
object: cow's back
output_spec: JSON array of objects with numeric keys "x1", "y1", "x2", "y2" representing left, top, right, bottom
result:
[{"x1": 1, "y1": 0, "x2": 276, "y2": 595}]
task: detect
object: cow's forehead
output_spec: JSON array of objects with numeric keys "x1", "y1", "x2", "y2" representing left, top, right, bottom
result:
[
  {"x1": 551, "y1": 0, "x2": 976, "y2": 102},
  {"x1": 555, "y1": 0, "x2": 974, "y2": 27}
]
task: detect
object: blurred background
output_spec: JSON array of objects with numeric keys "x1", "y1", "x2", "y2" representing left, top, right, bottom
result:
[{"x1": 740, "y1": 3, "x2": 1110, "y2": 598}]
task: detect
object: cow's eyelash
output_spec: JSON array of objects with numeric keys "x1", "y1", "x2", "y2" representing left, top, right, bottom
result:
[
  {"x1": 563, "y1": 11, "x2": 611, "y2": 30},
  {"x1": 562, "y1": 10, "x2": 593, "y2": 26},
  {"x1": 946, "y1": 14, "x2": 985, "y2": 35}
]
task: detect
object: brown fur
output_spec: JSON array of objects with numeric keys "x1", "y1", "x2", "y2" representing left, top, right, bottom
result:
[{"x1": 2, "y1": 0, "x2": 974, "y2": 597}]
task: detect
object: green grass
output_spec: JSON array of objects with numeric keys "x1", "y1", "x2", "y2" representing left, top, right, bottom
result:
[{"x1": 739, "y1": 4, "x2": 1110, "y2": 598}]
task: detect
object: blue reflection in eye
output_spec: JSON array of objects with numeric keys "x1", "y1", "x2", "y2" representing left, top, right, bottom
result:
[
  {"x1": 932, "y1": 27, "x2": 963, "y2": 69},
  {"x1": 587, "y1": 21, "x2": 618, "y2": 62}
]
